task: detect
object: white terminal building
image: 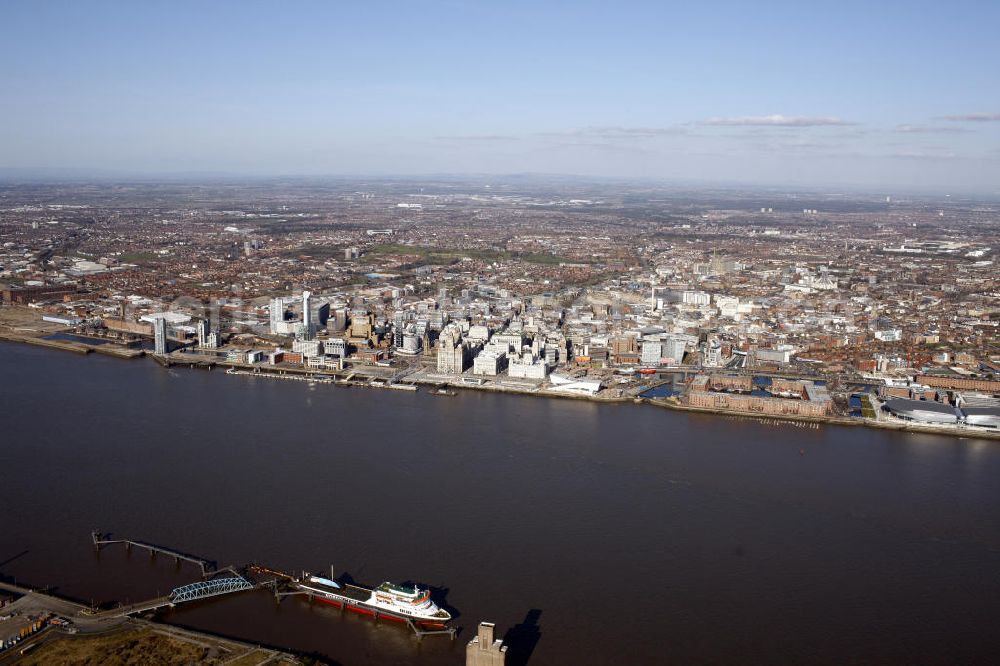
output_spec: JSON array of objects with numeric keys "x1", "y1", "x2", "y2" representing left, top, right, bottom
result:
[{"x1": 548, "y1": 374, "x2": 602, "y2": 396}]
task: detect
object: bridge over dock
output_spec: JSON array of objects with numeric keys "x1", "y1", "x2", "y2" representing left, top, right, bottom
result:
[{"x1": 98, "y1": 575, "x2": 257, "y2": 618}]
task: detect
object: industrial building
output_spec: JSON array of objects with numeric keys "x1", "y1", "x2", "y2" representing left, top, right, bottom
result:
[
  {"x1": 961, "y1": 406, "x2": 1000, "y2": 429},
  {"x1": 41, "y1": 314, "x2": 83, "y2": 326},
  {"x1": 917, "y1": 374, "x2": 1000, "y2": 394},
  {"x1": 883, "y1": 398, "x2": 959, "y2": 424},
  {"x1": 1, "y1": 284, "x2": 78, "y2": 304},
  {"x1": 141, "y1": 312, "x2": 190, "y2": 326},
  {"x1": 686, "y1": 374, "x2": 833, "y2": 417}
]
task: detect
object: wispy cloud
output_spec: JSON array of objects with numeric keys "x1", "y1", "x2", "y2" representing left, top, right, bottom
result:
[
  {"x1": 434, "y1": 134, "x2": 519, "y2": 141},
  {"x1": 537, "y1": 126, "x2": 686, "y2": 139},
  {"x1": 716, "y1": 127, "x2": 868, "y2": 140},
  {"x1": 894, "y1": 124, "x2": 970, "y2": 134},
  {"x1": 746, "y1": 140, "x2": 833, "y2": 152},
  {"x1": 698, "y1": 114, "x2": 856, "y2": 127},
  {"x1": 885, "y1": 149, "x2": 958, "y2": 160},
  {"x1": 543, "y1": 141, "x2": 654, "y2": 155},
  {"x1": 938, "y1": 112, "x2": 1000, "y2": 122}
]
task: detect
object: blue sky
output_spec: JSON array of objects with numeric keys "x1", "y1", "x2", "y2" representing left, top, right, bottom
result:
[{"x1": 2, "y1": 0, "x2": 999, "y2": 191}]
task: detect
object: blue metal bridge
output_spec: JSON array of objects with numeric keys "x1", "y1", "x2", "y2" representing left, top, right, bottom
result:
[
  {"x1": 170, "y1": 576, "x2": 253, "y2": 604},
  {"x1": 170, "y1": 576, "x2": 254, "y2": 603},
  {"x1": 101, "y1": 575, "x2": 256, "y2": 617}
]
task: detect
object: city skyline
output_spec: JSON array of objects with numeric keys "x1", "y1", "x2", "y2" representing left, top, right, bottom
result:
[{"x1": 2, "y1": 1, "x2": 999, "y2": 192}]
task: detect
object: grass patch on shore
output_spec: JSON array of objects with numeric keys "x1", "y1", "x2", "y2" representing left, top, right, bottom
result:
[{"x1": 19, "y1": 625, "x2": 254, "y2": 665}]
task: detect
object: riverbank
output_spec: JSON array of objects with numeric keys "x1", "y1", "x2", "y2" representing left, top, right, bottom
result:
[
  {"x1": 0, "y1": 580, "x2": 298, "y2": 665},
  {"x1": 0, "y1": 329, "x2": 145, "y2": 359},
  {"x1": 203, "y1": 356, "x2": 1000, "y2": 441},
  {"x1": 18, "y1": 625, "x2": 293, "y2": 666},
  {"x1": 642, "y1": 396, "x2": 1000, "y2": 441},
  {"x1": 2, "y1": 333, "x2": 998, "y2": 442}
]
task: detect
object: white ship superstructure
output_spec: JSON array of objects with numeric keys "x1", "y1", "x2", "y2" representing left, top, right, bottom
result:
[{"x1": 295, "y1": 574, "x2": 452, "y2": 627}]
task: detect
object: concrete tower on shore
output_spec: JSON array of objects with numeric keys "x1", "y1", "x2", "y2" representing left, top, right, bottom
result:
[{"x1": 467, "y1": 622, "x2": 506, "y2": 666}]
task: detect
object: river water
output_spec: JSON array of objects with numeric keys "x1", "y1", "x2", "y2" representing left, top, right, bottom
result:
[{"x1": 2, "y1": 343, "x2": 1000, "y2": 664}]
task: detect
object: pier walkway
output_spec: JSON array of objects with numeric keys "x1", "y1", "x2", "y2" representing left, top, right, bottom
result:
[
  {"x1": 91, "y1": 531, "x2": 216, "y2": 576},
  {"x1": 98, "y1": 575, "x2": 256, "y2": 618}
]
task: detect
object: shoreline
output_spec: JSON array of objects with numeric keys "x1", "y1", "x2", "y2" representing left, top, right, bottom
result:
[
  {"x1": 643, "y1": 396, "x2": 1000, "y2": 440},
  {"x1": 2, "y1": 335, "x2": 998, "y2": 442},
  {"x1": 0, "y1": 330, "x2": 145, "y2": 360},
  {"x1": 0, "y1": 579, "x2": 298, "y2": 664}
]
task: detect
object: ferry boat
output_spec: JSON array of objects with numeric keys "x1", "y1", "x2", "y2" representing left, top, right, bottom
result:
[{"x1": 295, "y1": 575, "x2": 452, "y2": 628}]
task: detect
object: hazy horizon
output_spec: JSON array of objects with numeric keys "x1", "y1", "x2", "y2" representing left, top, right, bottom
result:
[
  {"x1": 2, "y1": 168, "x2": 997, "y2": 201},
  {"x1": 2, "y1": 1, "x2": 999, "y2": 194}
]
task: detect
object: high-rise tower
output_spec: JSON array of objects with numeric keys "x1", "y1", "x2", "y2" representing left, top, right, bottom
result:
[
  {"x1": 197, "y1": 318, "x2": 210, "y2": 347},
  {"x1": 302, "y1": 290, "x2": 314, "y2": 339},
  {"x1": 269, "y1": 297, "x2": 285, "y2": 335},
  {"x1": 153, "y1": 317, "x2": 168, "y2": 356}
]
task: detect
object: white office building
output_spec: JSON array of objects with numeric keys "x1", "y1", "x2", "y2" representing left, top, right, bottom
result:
[
  {"x1": 508, "y1": 352, "x2": 548, "y2": 379},
  {"x1": 468, "y1": 324, "x2": 491, "y2": 343},
  {"x1": 473, "y1": 347, "x2": 507, "y2": 376},
  {"x1": 324, "y1": 337, "x2": 347, "y2": 358},
  {"x1": 641, "y1": 340, "x2": 663, "y2": 365},
  {"x1": 270, "y1": 297, "x2": 298, "y2": 336},
  {"x1": 682, "y1": 290, "x2": 711, "y2": 306},
  {"x1": 663, "y1": 337, "x2": 688, "y2": 364},
  {"x1": 292, "y1": 338, "x2": 323, "y2": 358}
]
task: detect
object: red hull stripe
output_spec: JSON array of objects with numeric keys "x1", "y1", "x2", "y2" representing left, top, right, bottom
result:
[
  {"x1": 379, "y1": 614, "x2": 407, "y2": 623},
  {"x1": 347, "y1": 606, "x2": 375, "y2": 616}
]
